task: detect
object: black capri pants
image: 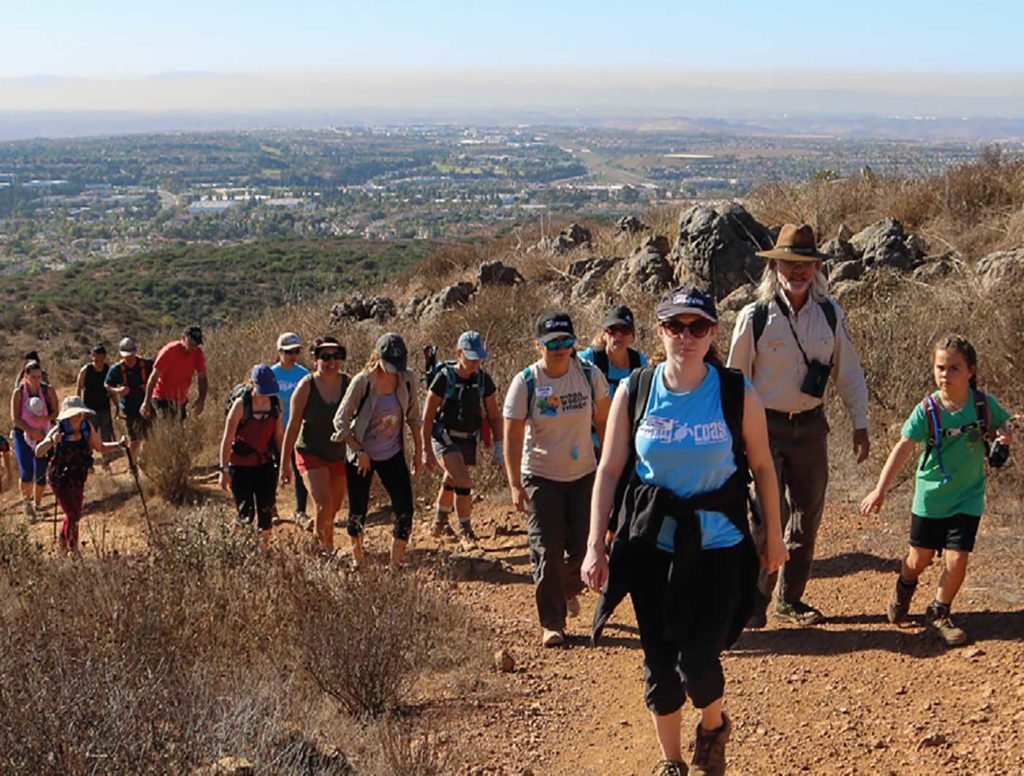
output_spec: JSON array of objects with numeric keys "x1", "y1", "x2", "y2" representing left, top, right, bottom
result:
[
  {"x1": 345, "y1": 451, "x2": 415, "y2": 540},
  {"x1": 229, "y1": 462, "x2": 277, "y2": 531},
  {"x1": 630, "y1": 542, "x2": 745, "y2": 715}
]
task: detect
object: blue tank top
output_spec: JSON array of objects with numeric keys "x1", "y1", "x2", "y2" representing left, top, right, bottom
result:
[{"x1": 634, "y1": 363, "x2": 744, "y2": 551}]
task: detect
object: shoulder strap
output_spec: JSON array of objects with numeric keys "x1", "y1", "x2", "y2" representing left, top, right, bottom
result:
[
  {"x1": 580, "y1": 359, "x2": 595, "y2": 401},
  {"x1": 628, "y1": 366, "x2": 656, "y2": 444},
  {"x1": 923, "y1": 395, "x2": 941, "y2": 450},
  {"x1": 592, "y1": 348, "x2": 609, "y2": 374},
  {"x1": 716, "y1": 366, "x2": 748, "y2": 477},
  {"x1": 241, "y1": 389, "x2": 254, "y2": 423},
  {"x1": 752, "y1": 300, "x2": 770, "y2": 346},
  {"x1": 973, "y1": 388, "x2": 990, "y2": 434},
  {"x1": 442, "y1": 363, "x2": 459, "y2": 402},
  {"x1": 523, "y1": 366, "x2": 536, "y2": 418},
  {"x1": 818, "y1": 298, "x2": 838, "y2": 335},
  {"x1": 628, "y1": 348, "x2": 642, "y2": 371}
]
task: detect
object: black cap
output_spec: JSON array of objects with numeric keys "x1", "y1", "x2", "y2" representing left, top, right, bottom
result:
[
  {"x1": 91, "y1": 344, "x2": 107, "y2": 355},
  {"x1": 534, "y1": 310, "x2": 575, "y2": 342},
  {"x1": 375, "y1": 332, "x2": 408, "y2": 373},
  {"x1": 183, "y1": 325, "x2": 203, "y2": 345},
  {"x1": 23, "y1": 350, "x2": 40, "y2": 362},
  {"x1": 602, "y1": 304, "x2": 635, "y2": 330},
  {"x1": 656, "y1": 285, "x2": 718, "y2": 323}
]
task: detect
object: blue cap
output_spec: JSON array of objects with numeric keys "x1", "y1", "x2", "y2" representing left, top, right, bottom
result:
[
  {"x1": 457, "y1": 330, "x2": 488, "y2": 360},
  {"x1": 251, "y1": 364, "x2": 279, "y2": 396}
]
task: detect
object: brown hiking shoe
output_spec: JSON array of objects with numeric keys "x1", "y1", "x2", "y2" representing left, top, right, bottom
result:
[
  {"x1": 887, "y1": 575, "x2": 917, "y2": 624},
  {"x1": 774, "y1": 599, "x2": 824, "y2": 626},
  {"x1": 925, "y1": 602, "x2": 968, "y2": 646},
  {"x1": 652, "y1": 760, "x2": 688, "y2": 775},
  {"x1": 691, "y1": 713, "x2": 731, "y2": 776}
]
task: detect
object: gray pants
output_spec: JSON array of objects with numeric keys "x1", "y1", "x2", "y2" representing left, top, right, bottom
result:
[
  {"x1": 756, "y1": 409, "x2": 830, "y2": 605},
  {"x1": 523, "y1": 473, "x2": 593, "y2": 631}
]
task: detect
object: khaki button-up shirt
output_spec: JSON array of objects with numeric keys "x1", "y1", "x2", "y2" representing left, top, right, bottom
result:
[{"x1": 727, "y1": 295, "x2": 869, "y2": 430}]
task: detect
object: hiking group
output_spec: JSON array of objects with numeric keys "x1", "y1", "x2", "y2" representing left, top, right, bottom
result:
[{"x1": 6, "y1": 224, "x2": 1015, "y2": 775}]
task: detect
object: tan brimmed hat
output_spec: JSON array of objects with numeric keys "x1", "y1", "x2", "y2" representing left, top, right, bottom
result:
[
  {"x1": 56, "y1": 395, "x2": 96, "y2": 422},
  {"x1": 757, "y1": 223, "x2": 827, "y2": 262}
]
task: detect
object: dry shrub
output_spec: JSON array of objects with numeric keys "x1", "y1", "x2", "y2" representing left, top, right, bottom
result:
[
  {"x1": 296, "y1": 565, "x2": 481, "y2": 720},
  {"x1": 141, "y1": 413, "x2": 206, "y2": 504},
  {"x1": 0, "y1": 509, "x2": 484, "y2": 775},
  {"x1": 363, "y1": 721, "x2": 456, "y2": 776}
]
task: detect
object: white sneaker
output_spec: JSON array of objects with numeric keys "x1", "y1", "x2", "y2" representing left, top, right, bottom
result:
[
  {"x1": 541, "y1": 628, "x2": 565, "y2": 648},
  {"x1": 566, "y1": 595, "x2": 581, "y2": 619}
]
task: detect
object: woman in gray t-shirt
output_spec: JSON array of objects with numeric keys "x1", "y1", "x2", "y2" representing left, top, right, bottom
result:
[{"x1": 503, "y1": 310, "x2": 610, "y2": 648}]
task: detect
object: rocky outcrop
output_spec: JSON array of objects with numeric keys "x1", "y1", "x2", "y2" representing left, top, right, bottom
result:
[
  {"x1": 849, "y1": 218, "x2": 923, "y2": 271},
  {"x1": 821, "y1": 237, "x2": 857, "y2": 263},
  {"x1": 829, "y1": 260, "x2": 866, "y2": 283},
  {"x1": 617, "y1": 241, "x2": 674, "y2": 293},
  {"x1": 912, "y1": 253, "x2": 965, "y2": 283},
  {"x1": 616, "y1": 215, "x2": 646, "y2": 234},
  {"x1": 976, "y1": 248, "x2": 1024, "y2": 294},
  {"x1": 532, "y1": 223, "x2": 592, "y2": 254},
  {"x1": 478, "y1": 260, "x2": 524, "y2": 287},
  {"x1": 719, "y1": 282, "x2": 758, "y2": 313},
  {"x1": 670, "y1": 203, "x2": 766, "y2": 299},
  {"x1": 329, "y1": 295, "x2": 396, "y2": 324},
  {"x1": 567, "y1": 257, "x2": 623, "y2": 302},
  {"x1": 404, "y1": 281, "x2": 476, "y2": 320}
]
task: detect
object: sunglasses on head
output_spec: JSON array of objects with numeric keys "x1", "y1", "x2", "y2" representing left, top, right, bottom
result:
[
  {"x1": 606, "y1": 324, "x2": 634, "y2": 336},
  {"x1": 316, "y1": 350, "x2": 345, "y2": 361},
  {"x1": 661, "y1": 318, "x2": 714, "y2": 338},
  {"x1": 542, "y1": 336, "x2": 576, "y2": 351}
]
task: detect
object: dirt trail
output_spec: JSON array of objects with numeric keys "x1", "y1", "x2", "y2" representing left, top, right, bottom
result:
[{"x1": 3, "y1": 464, "x2": 1023, "y2": 775}]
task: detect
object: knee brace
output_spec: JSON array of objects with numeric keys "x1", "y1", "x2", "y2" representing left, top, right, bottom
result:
[
  {"x1": 393, "y1": 514, "x2": 413, "y2": 541},
  {"x1": 453, "y1": 485, "x2": 472, "y2": 497}
]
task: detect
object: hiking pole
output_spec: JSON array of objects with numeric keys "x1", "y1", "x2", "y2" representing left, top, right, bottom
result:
[{"x1": 124, "y1": 445, "x2": 155, "y2": 545}]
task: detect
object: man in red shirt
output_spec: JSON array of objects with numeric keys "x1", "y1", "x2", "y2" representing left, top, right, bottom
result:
[{"x1": 141, "y1": 325, "x2": 209, "y2": 420}]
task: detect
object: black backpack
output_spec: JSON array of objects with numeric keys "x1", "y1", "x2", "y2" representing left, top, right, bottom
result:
[
  {"x1": 589, "y1": 347, "x2": 643, "y2": 376},
  {"x1": 224, "y1": 384, "x2": 280, "y2": 423}
]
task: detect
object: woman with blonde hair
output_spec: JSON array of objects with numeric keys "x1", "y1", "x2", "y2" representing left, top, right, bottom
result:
[{"x1": 333, "y1": 333, "x2": 423, "y2": 570}]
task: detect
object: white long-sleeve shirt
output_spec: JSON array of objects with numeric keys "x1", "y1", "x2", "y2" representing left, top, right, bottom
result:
[{"x1": 727, "y1": 295, "x2": 869, "y2": 430}]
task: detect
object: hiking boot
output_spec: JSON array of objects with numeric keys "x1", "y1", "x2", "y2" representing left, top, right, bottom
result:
[
  {"x1": 690, "y1": 713, "x2": 731, "y2": 776},
  {"x1": 888, "y1": 575, "x2": 917, "y2": 625},
  {"x1": 541, "y1": 628, "x2": 565, "y2": 648},
  {"x1": 566, "y1": 595, "x2": 581, "y2": 619},
  {"x1": 431, "y1": 513, "x2": 456, "y2": 539},
  {"x1": 456, "y1": 520, "x2": 478, "y2": 546},
  {"x1": 746, "y1": 591, "x2": 769, "y2": 629},
  {"x1": 925, "y1": 601, "x2": 968, "y2": 646},
  {"x1": 652, "y1": 760, "x2": 688, "y2": 776},
  {"x1": 774, "y1": 599, "x2": 824, "y2": 626}
]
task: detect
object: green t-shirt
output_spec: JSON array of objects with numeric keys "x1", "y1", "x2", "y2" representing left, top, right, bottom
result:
[{"x1": 901, "y1": 391, "x2": 1010, "y2": 518}]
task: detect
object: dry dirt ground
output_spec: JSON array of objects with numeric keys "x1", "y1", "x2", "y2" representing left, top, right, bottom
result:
[{"x1": 3, "y1": 456, "x2": 1023, "y2": 776}]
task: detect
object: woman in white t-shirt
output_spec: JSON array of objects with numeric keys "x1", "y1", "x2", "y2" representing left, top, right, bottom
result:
[{"x1": 503, "y1": 310, "x2": 610, "y2": 648}]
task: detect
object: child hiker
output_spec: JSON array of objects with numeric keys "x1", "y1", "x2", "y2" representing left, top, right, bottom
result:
[
  {"x1": 35, "y1": 396, "x2": 127, "y2": 554},
  {"x1": 860, "y1": 334, "x2": 1013, "y2": 646}
]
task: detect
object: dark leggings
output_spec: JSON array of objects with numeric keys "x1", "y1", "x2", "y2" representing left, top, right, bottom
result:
[
  {"x1": 54, "y1": 483, "x2": 85, "y2": 549},
  {"x1": 630, "y1": 543, "x2": 744, "y2": 715},
  {"x1": 291, "y1": 451, "x2": 309, "y2": 515},
  {"x1": 345, "y1": 451, "x2": 414, "y2": 540},
  {"x1": 229, "y1": 462, "x2": 277, "y2": 531}
]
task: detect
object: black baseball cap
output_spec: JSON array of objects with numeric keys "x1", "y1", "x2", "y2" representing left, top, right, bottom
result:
[
  {"x1": 602, "y1": 305, "x2": 635, "y2": 330},
  {"x1": 535, "y1": 310, "x2": 575, "y2": 343},
  {"x1": 376, "y1": 332, "x2": 408, "y2": 373},
  {"x1": 91, "y1": 344, "x2": 107, "y2": 355},
  {"x1": 656, "y1": 285, "x2": 718, "y2": 323},
  {"x1": 183, "y1": 325, "x2": 203, "y2": 345}
]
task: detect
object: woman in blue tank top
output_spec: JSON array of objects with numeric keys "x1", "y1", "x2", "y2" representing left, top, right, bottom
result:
[{"x1": 582, "y1": 285, "x2": 788, "y2": 776}]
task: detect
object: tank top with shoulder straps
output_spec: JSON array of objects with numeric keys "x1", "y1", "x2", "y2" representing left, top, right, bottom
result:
[{"x1": 295, "y1": 373, "x2": 348, "y2": 462}]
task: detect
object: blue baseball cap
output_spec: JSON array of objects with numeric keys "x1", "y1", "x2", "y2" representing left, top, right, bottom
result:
[
  {"x1": 251, "y1": 364, "x2": 280, "y2": 396},
  {"x1": 457, "y1": 330, "x2": 488, "y2": 360},
  {"x1": 656, "y1": 285, "x2": 718, "y2": 323}
]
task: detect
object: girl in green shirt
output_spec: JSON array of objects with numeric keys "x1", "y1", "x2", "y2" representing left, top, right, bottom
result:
[{"x1": 861, "y1": 335, "x2": 1013, "y2": 646}]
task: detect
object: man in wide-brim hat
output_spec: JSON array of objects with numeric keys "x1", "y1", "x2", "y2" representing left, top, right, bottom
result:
[{"x1": 727, "y1": 223, "x2": 870, "y2": 627}]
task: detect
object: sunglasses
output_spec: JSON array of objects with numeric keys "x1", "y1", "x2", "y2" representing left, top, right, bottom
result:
[
  {"x1": 542, "y1": 336, "x2": 576, "y2": 351},
  {"x1": 279, "y1": 348, "x2": 301, "y2": 355},
  {"x1": 316, "y1": 350, "x2": 345, "y2": 361},
  {"x1": 606, "y1": 325, "x2": 634, "y2": 336},
  {"x1": 661, "y1": 318, "x2": 714, "y2": 338}
]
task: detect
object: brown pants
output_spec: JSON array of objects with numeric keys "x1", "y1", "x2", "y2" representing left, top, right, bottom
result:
[{"x1": 755, "y1": 409, "x2": 830, "y2": 604}]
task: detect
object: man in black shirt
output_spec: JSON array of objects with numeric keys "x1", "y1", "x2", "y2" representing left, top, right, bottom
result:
[{"x1": 77, "y1": 344, "x2": 114, "y2": 442}]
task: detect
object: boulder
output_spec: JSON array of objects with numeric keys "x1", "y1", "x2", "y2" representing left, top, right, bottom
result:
[
  {"x1": 616, "y1": 243, "x2": 674, "y2": 294},
  {"x1": 616, "y1": 215, "x2": 646, "y2": 234},
  {"x1": 494, "y1": 649, "x2": 516, "y2": 673},
  {"x1": 719, "y1": 283, "x2": 758, "y2": 313},
  {"x1": 329, "y1": 295, "x2": 396, "y2": 324},
  {"x1": 642, "y1": 235, "x2": 671, "y2": 258},
  {"x1": 478, "y1": 260, "x2": 524, "y2": 287},
  {"x1": 821, "y1": 237, "x2": 857, "y2": 263},
  {"x1": 829, "y1": 260, "x2": 866, "y2": 283},
  {"x1": 533, "y1": 223, "x2": 592, "y2": 254},
  {"x1": 912, "y1": 254, "x2": 965, "y2": 283},
  {"x1": 407, "y1": 282, "x2": 476, "y2": 320},
  {"x1": 836, "y1": 223, "x2": 853, "y2": 241},
  {"x1": 976, "y1": 249, "x2": 1024, "y2": 295},
  {"x1": 904, "y1": 233, "x2": 927, "y2": 263},
  {"x1": 568, "y1": 256, "x2": 620, "y2": 279},
  {"x1": 569, "y1": 258, "x2": 623, "y2": 302},
  {"x1": 849, "y1": 218, "x2": 914, "y2": 270},
  {"x1": 830, "y1": 279, "x2": 864, "y2": 302},
  {"x1": 671, "y1": 203, "x2": 767, "y2": 299}
]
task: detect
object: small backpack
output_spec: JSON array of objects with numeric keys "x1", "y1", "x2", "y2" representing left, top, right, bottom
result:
[
  {"x1": 921, "y1": 389, "x2": 991, "y2": 481},
  {"x1": 225, "y1": 384, "x2": 280, "y2": 422},
  {"x1": 589, "y1": 347, "x2": 642, "y2": 376}
]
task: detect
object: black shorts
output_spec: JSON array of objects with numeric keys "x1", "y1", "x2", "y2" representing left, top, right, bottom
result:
[
  {"x1": 125, "y1": 413, "x2": 152, "y2": 441},
  {"x1": 431, "y1": 428, "x2": 477, "y2": 466},
  {"x1": 910, "y1": 513, "x2": 981, "y2": 553}
]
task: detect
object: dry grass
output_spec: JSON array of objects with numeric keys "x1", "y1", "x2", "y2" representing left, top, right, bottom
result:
[{"x1": 0, "y1": 510, "x2": 483, "y2": 775}]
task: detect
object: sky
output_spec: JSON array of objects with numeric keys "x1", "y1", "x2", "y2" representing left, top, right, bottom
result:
[{"x1": 2, "y1": 1, "x2": 1023, "y2": 117}]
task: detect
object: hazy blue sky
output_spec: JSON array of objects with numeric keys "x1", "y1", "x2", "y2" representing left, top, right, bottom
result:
[{"x1": 4, "y1": 0, "x2": 1023, "y2": 76}]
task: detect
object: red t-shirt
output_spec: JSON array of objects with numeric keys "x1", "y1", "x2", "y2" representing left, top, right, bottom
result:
[{"x1": 152, "y1": 341, "x2": 206, "y2": 404}]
